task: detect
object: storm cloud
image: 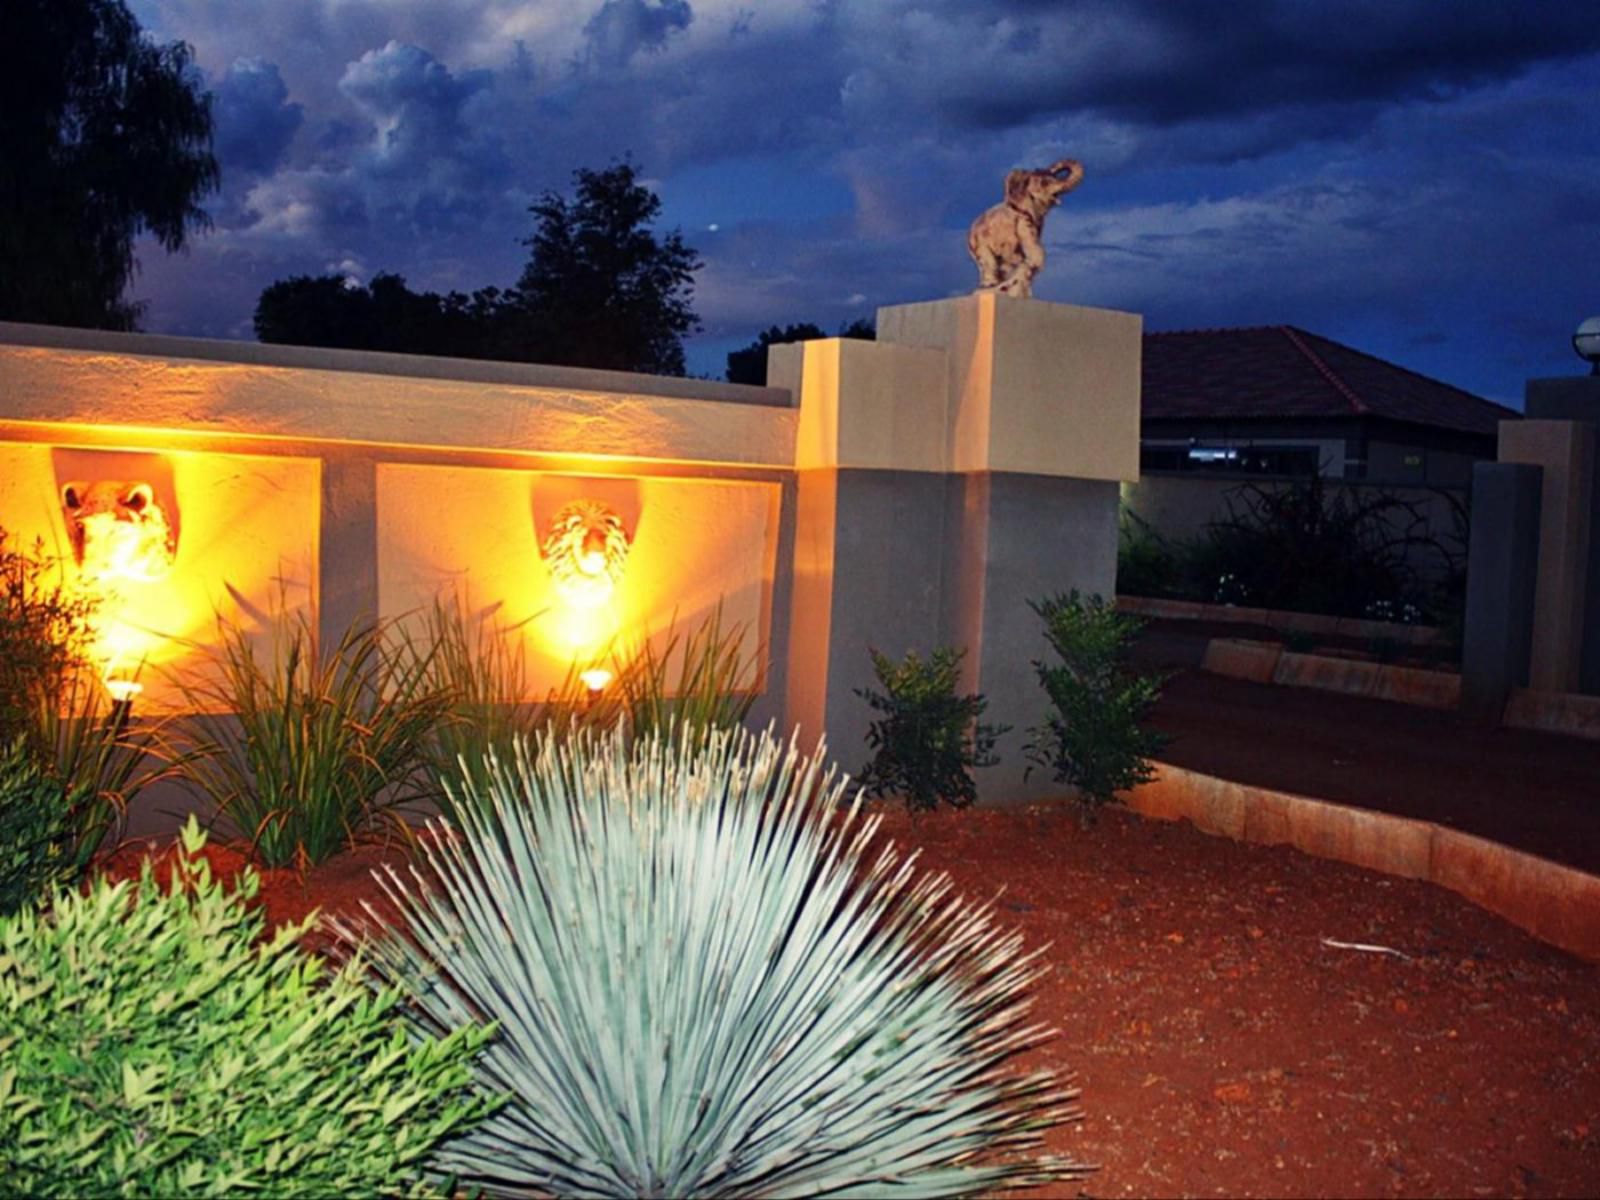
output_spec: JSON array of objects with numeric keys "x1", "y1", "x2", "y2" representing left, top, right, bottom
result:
[{"x1": 122, "y1": 0, "x2": 1600, "y2": 401}]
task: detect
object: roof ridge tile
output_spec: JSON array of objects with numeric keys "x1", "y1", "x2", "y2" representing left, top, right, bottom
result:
[{"x1": 1278, "y1": 326, "x2": 1370, "y2": 416}]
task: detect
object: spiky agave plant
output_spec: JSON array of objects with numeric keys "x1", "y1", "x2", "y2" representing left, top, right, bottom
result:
[{"x1": 346, "y1": 725, "x2": 1089, "y2": 1197}]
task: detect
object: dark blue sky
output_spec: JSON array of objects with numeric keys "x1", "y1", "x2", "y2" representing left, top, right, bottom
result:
[{"x1": 127, "y1": 1, "x2": 1600, "y2": 405}]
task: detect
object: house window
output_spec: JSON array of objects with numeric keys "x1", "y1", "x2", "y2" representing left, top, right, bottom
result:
[{"x1": 1140, "y1": 443, "x2": 1320, "y2": 476}]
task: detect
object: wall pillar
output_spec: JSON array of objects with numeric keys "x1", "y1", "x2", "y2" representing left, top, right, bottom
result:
[
  {"x1": 1524, "y1": 378, "x2": 1600, "y2": 694},
  {"x1": 1460, "y1": 462, "x2": 1543, "y2": 721},
  {"x1": 778, "y1": 294, "x2": 1141, "y2": 801},
  {"x1": 319, "y1": 452, "x2": 379, "y2": 649},
  {"x1": 1499, "y1": 414, "x2": 1597, "y2": 694}
]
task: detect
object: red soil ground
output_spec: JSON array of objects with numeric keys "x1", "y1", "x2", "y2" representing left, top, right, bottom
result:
[{"x1": 88, "y1": 663, "x2": 1600, "y2": 1197}]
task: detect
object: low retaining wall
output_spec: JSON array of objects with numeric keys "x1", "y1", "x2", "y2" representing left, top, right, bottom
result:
[
  {"x1": 1201, "y1": 638, "x2": 1462, "y2": 709},
  {"x1": 1504, "y1": 688, "x2": 1600, "y2": 741},
  {"x1": 1128, "y1": 762, "x2": 1600, "y2": 963},
  {"x1": 1118, "y1": 594, "x2": 1447, "y2": 645}
]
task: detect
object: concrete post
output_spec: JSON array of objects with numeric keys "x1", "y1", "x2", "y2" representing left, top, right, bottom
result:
[
  {"x1": 1524, "y1": 377, "x2": 1600, "y2": 693},
  {"x1": 1460, "y1": 462, "x2": 1543, "y2": 722},
  {"x1": 1499, "y1": 417, "x2": 1596, "y2": 693},
  {"x1": 778, "y1": 294, "x2": 1142, "y2": 801}
]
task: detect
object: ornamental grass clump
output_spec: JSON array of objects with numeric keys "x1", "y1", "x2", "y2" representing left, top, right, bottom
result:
[
  {"x1": 0, "y1": 817, "x2": 494, "y2": 1198},
  {"x1": 175, "y1": 605, "x2": 453, "y2": 867},
  {"x1": 348, "y1": 725, "x2": 1088, "y2": 1198}
]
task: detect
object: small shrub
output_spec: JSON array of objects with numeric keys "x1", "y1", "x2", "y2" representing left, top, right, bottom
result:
[
  {"x1": 175, "y1": 606, "x2": 454, "y2": 867},
  {"x1": 856, "y1": 646, "x2": 1007, "y2": 812},
  {"x1": 0, "y1": 817, "x2": 494, "y2": 1197},
  {"x1": 0, "y1": 737, "x2": 73, "y2": 917},
  {"x1": 349, "y1": 727, "x2": 1087, "y2": 1197},
  {"x1": 1025, "y1": 592, "x2": 1169, "y2": 819}
]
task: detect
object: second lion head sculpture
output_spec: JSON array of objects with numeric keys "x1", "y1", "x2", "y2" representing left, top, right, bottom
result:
[{"x1": 967, "y1": 158, "x2": 1084, "y2": 300}]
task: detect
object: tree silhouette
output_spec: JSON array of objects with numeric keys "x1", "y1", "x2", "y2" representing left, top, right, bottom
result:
[
  {"x1": 254, "y1": 273, "x2": 502, "y2": 358},
  {"x1": 725, "y1": 318, "x2": 875, "y2": 385},
  {"x1": 255, "y1": 161, "x2": 701, "y2": 376},
  {"x1": 0, "y1": 0, "x2": 218, "y2": 330},
  {"x1": 503, "y1": 162, "x2": 702, "y2": 375}
]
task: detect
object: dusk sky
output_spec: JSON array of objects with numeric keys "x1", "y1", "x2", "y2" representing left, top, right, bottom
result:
[{"x1": 124, "y1": 1, "x2": 1600, "y2": 405}]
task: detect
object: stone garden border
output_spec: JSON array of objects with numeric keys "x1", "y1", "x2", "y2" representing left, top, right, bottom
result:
[{"x1": 1128, "y1": 763, "x2": 1600, "y2": 963}]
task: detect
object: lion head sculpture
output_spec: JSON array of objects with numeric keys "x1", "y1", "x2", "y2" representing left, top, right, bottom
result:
[
  {"x1": 541, "y1": 500, "x2": 630, "y2": 606},
  {"x1": 61, "y1": 480, "x2": 177, "y2": 584},
  {"x1": 967, "y1": 158, "x2": 1084, "y2": 299}
]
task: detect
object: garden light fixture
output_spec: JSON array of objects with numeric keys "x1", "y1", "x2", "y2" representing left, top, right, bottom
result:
[{"x1": 1574, "y1": 316, "x2": 1600, "y2": 376}]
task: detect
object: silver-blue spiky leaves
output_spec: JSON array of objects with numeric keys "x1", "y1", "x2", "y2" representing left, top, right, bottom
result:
[{"x1": 352, "y1": 725, "x2": 1086, "y2": 1198}]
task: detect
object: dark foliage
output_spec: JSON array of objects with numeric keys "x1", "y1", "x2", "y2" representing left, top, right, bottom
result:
[
  {"x1": 725, "y1": 318, "x2": 875, "y2": 385},
  {"x1": 255, "y1": 162, "x2": 701, "y2": 376},
  {"x1": 0, "y1": 737, "x2": 74, "y2": 917},
  {"x1": 1118, "y1": 477, "x2": 1465, "y2": 624},
  {"x1": 0, "y1": 0, "x2": 217, "y2": 329},
  {"x1": 855, "y1": 647, "x2": 1006, "y2": 813},
  {"x1": 254, "y1": 273, "x2": 504, "y2": 359},
  {"x1": 1025, "y1": 592, "x2": 1168, "y2": 820}
]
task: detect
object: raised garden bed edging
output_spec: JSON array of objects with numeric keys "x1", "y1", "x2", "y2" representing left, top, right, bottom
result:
[
  {"x1": 1117, "y1": 594, "x2": 1446, "y2": 646},
  {"x1": 1128, "y1": 762, "x2": 1600, "y2": 963},
  {"x1": 1200, "y1": 638, "x2": 1463, "y2": 709}
]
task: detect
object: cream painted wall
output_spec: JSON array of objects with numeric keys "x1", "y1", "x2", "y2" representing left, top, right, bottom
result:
[
  {"x1": 0, "y1": 441, "x2": 319, "y2": 711},
  {"x1": 376, "y1": 463, "x2": 779, "y2": 694}
]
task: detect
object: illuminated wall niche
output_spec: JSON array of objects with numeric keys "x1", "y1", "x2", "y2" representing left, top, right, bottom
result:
[
  {"x1": 376, "y1": 464, "x2": 779, "y2": 696},
  {"x1": 0, "y1": 443, "x2": 322, "y2": 711}
]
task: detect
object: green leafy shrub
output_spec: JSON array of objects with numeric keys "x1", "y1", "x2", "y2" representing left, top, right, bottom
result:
[
  {"x1": 0, "y1": 816, "x2": 493, "y2": 1197},
  {"x1": 855, "y1": 646, "x2": 1006, "y2": 812},
  {"x1": 0, "y1": 737, "x2": 73, "y2": 917},
  {"x1": 175, "y1": 606, "x2": 453, "y2": 867},
  {"x1": 350, "y1": 727, "x2": 1086, "y2": 1198},
  {"x1": 1025, "y1": 592, "x2": 1169, "y2": 819}
]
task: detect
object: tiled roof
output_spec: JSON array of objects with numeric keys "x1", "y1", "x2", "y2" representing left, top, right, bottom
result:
[{"x1": 1142, "y1": 325, "x2": 1517, "y2": 437}]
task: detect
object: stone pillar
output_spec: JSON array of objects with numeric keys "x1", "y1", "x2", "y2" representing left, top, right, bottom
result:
[
  {"x1": 778, "y1": 293, "x2": 1142, "y2": 801},
  {"x1": 1500, "y1": 413, "x2": 1596, "y2": 694},
  {"x1": 1524, "y1": 377, "x2": 1600, "y2": 693},
  {"x1": 770, "y1": 337, "x2": 950, "y2": 766},
  {"x1": 882, "y1": 294, "x2": 1139, "y2": 800},
  {"x1": 1460, "y1": 462, "x2": 1542, "y2": 721}
]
